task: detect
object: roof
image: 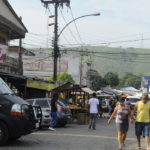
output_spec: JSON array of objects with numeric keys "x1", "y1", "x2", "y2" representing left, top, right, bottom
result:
[
  {"x1": 3, "y1": 0, "x2": 28, "y2": 32},
  {"x1": 0, "y1": 72, "x2": 54, "y2": 83},
  {"x1": 120, "y1": 87, "x2": 140, "y2": 92}
]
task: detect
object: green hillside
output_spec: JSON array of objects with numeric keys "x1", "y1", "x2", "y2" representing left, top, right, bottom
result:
[{"x1": 84, "y1": 46, "x2": 150, "y2": 77}]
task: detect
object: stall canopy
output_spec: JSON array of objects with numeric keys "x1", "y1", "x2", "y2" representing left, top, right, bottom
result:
[
  {"x1": 82, "y1": 88, "x2": 96, "y2": 94},
  {"x1": 120, "y1": 87, "x2": 140, "y2": 92},
  {"x1": 101, "y1": 87, "x2": 121, "y2": 95}
]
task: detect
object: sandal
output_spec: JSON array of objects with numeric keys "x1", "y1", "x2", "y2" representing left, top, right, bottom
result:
[{"x1": 118, "y1": 147, "x2": 122, "y2": 150}]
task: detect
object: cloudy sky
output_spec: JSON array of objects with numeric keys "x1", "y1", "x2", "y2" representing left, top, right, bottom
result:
[{"x1": 9, "y1": 0, "x2": 150, "y2": 49}]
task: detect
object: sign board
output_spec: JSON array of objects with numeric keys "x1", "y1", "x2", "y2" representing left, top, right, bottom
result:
[
  {"x1": 23, "y1": 59, "x2": 68, "y2": 72},
  {"x1": 0, "y1": 43, "x2": 7, "y2": 65},
  {"x1": 27, "y1": 79, "x2": 55, "y2": 91}
]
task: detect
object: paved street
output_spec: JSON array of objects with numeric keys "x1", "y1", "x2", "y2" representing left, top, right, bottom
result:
[{"x1": 1, "y1": 118, "x2": 146, "y2": 150}]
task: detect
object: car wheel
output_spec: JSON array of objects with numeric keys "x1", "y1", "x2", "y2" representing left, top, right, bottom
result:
[
  {"x1": 59, "y1": 121, "x2": 67, "y2": 127},
  {"x1": 9, "y1": 136, "x2": 21, "y2": 140},
  {"x1": 0, "y1": 121, "x2": 9, "y2": 146}
]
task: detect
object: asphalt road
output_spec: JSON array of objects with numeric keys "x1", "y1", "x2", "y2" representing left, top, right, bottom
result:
[{"x1": 1, "y1": 118, "x2": 147, "y2": 150}]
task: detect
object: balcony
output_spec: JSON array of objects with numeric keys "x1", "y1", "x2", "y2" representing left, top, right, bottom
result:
[{"x1": 0, "y1": 56, "x2": 22, "y2": 75}]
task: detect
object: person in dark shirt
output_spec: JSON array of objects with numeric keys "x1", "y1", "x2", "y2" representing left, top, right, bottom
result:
[{"x1": 49, "y1": 92, "x2": 59, "y2": 131}]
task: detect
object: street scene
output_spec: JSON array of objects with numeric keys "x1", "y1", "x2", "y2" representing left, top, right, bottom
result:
[{"x1": 0, "y1": 0, "x2": 150, "y2": 150}]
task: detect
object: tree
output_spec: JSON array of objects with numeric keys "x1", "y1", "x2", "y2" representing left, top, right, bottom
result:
[
  {"x1": 91, "y1": 73, "x2": 108, "y2": 91},
  {"x1": 104, "y1": 72, "x2": 119, "y2": 87},
  {"x1": 45, "y1": 72, "x2": 75, "y2": 86},
  {"x1": 118, "y1": 72, "x2": 143, "y2": 89}
]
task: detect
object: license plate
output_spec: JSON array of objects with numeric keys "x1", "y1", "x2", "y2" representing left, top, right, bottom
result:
[
  {"x1": 36, "y1": 123, "x2": 39, "y2": 128},
  {"x1": 68, "y1": 116, "x2": 71, "y2": 119}
]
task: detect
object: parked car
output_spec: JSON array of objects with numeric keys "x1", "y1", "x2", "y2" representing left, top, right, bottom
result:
[
  {"x1": 126, "y1": 96, "x2": 141, "y2": 120},
  {"x1": 26, "y1": 100, "x2": 51, "y2": 129},
  {"x1": 26, "y1": 98, "x2": 71, "y2": 127},
  {"x1": 126, "y1": 96, "x2": 141, "y2": 106},
  {"x1": 0, "y1": 78, "x2": 41, "y2": 146}
]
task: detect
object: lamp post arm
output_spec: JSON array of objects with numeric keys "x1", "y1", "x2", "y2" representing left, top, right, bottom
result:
[{"x1": 57, "y1": 15, "x2": 92, "y2": 40}]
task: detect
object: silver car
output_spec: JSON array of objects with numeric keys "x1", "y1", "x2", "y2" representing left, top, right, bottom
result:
[
  {"x1": 26, "y1": 98, "x2": 71, "y2": 127},
  {"x1": 26, "y1": 99, "x2": 51, "y2": 129}
]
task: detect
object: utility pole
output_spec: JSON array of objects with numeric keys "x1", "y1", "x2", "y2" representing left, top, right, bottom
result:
[
  {"x1": 80, "y1": 53, "x2": 83, "y2": 86},
  {"x1": 19, "y1": 38, "x2": 22, "y2": 75},
  {"x1": 41, "y1": 0, "x2": 70, "y2": 85}
]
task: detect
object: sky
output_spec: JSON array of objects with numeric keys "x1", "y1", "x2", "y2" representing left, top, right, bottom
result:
[{"x1": 9, "y1": 0, "x2": 150, "y2": 50}]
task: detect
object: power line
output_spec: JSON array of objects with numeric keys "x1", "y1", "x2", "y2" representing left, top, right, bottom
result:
[
  {"x1": 69, "y1": 7, "x2": 84, "y2": 46},
  {"x1": 59, "y1": 6, "x2": 81, "y2": 45}
]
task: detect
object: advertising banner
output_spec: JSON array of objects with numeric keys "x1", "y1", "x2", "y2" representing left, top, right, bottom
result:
[
  {"x1": 0, "y1": 43, "x2": 7, "y2": 65},
  {"x1": 23, "y1": 59, "x2": 68, "y2": 72},
  {"x1": 27, "y1": 79, "x2": 55, "y2": 91}
]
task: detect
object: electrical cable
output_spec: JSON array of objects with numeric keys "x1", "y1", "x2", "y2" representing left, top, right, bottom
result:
[
  {"x1": 69, "y1": 7, "x2": 84, "y2": 46},
  {"x1": 59, "y1": 6, "x2": 82, "y2": 46}
]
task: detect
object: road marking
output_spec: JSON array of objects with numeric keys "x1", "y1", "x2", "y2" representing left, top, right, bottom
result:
[{"x1": 33, "y1": 133, "x2": 142, "y2": 141}]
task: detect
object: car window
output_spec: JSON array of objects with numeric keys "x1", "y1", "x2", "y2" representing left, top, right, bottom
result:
[
  {"x1": 36, "y1": 100, "x2": 49, "y2": 108},
  {"x1": 128, "y1": 98, "x2": 140, "y2": 103},
  {"x1": 58, "y1": 100, "x2": 67, "y2": 107},
  {"x1": 27, "y1": 101, "x2": 34, "y2": 105},
  {"x1": 48, "y1": 99, "x2": 67, "y2": 107}
]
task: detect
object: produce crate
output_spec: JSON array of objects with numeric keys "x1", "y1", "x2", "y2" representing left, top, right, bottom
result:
[{"x1": 77, "y1": 113, "x2": 88, "y2": 125}]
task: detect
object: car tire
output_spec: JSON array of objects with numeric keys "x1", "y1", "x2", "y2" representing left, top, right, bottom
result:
[
  {"x1": 9, "y1": 136, "x2": 21, "y2": 140},
  {"x1": 0, "y1": 121, "x2": 9, "y2": 146},
  {"x1": 59, "y1": 121, "x2": 67, "y2": 127}
]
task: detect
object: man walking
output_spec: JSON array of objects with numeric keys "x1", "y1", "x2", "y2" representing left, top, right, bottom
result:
[
  {"x1": 130, "y1": 93, "x2": 150, "y2": 150},
  {"x1": 88, "y1": 93, "x2": 100, "y2": 130}
]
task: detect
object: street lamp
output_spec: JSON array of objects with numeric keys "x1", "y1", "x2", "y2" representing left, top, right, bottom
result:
[{"x1": 57, "y1": 12, "x2": 101, "y2": 40}]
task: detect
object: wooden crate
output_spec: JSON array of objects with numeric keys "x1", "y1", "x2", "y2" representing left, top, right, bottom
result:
[{"x1": 77, "y1": 113, "x2": 88, "y2": 125}]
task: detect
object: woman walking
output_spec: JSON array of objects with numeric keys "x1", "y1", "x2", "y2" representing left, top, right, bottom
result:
[
  {"x1": 108, "y1": 97, "x2": 131, "y2": 150},
  {"x1": 49, "y1": 91, "x2": 59, "y2": 131}
]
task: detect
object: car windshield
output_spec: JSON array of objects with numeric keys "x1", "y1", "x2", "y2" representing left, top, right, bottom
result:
[
  {"x1": 129, "y1": 98, "x2": 140, "y2": 103},
  {"x1": 36, "y1": 100, "x2": 49, "y2": 108},
  {"x1": 0, "y1": 79, "x2": 13, "y2": 95}
]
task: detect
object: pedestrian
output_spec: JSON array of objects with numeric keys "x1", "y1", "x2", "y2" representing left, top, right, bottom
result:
[
  {"x1": 49, "y1": 91, "x2": 59, "y2": 131},
  {"x1": 105, "y1": 97, "x2": 109, "y2": 106},
  {"x1": 108, "y1": 97, "x2": 131, "y2": 150},
  {"x1": 109, "y1": 98, "x2": 115, "y2": 115},
  {"x1": 88, "y1": 93, "x2": 100, "y2": 130},
  {"x1": 63, "y1": 96, "x2": 68, "y2": 104},
  {"x1": 130, "y1": 93, "x2": 150, "y2": 150},
  {"x1": 124, "y1": 98, "x2": 134, "y2": 106}
]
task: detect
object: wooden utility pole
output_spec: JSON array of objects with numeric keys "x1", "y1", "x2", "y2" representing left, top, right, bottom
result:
[{"x1": 41, "y1": 0, "x2": 70, "y2": 86}]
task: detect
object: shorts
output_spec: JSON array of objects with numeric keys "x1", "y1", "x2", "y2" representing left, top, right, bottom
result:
[
  {"x1": 116, "y1": 123, "x2": 129, "y2": 132},
  {"x1": 135, "y1": 122, "x2": 149, "y2": 137}
]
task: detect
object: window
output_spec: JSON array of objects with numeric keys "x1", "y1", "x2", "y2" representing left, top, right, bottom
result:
[
  {"x1": 129, "y1": 98, "x2": 140, "y2": 103},
  {"x1": 0, "y1": 36, "x2": 6, "y2": 43},
  {"x1": 36, "y1": 100, "x2": 49, "y2": 108},
  {"x1": 27, "y1": 101, "x2": 34, "y2": 105}
]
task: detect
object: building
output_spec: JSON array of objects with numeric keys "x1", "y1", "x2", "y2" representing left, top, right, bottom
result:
[
  {"x1": 0, "y1": 0, "x2": 28, "y2": 74},
  {"x1": 22, "y1": 55, "x2": 88, "y2": 85}
]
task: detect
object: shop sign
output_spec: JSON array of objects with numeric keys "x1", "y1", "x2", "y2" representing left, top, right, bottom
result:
[
  {"x1": 23, "y1": 59, "x2": 68, "y2": 72},
  {"x1": 27, "y1": 79, "x2": 55, "y2": 91}
]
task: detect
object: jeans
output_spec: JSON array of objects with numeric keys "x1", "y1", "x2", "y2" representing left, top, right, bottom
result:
[
  {"x1": 89, "y1": 113, "x2": 97, "y2": 129},
  {"x1": 50, "y1": 112, "x2": 58, "y2": 127}
]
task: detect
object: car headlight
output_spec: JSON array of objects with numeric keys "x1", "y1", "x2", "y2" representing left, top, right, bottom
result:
[{"x1": 10, "y1": 104, "x2": 26, "y2": 116}]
